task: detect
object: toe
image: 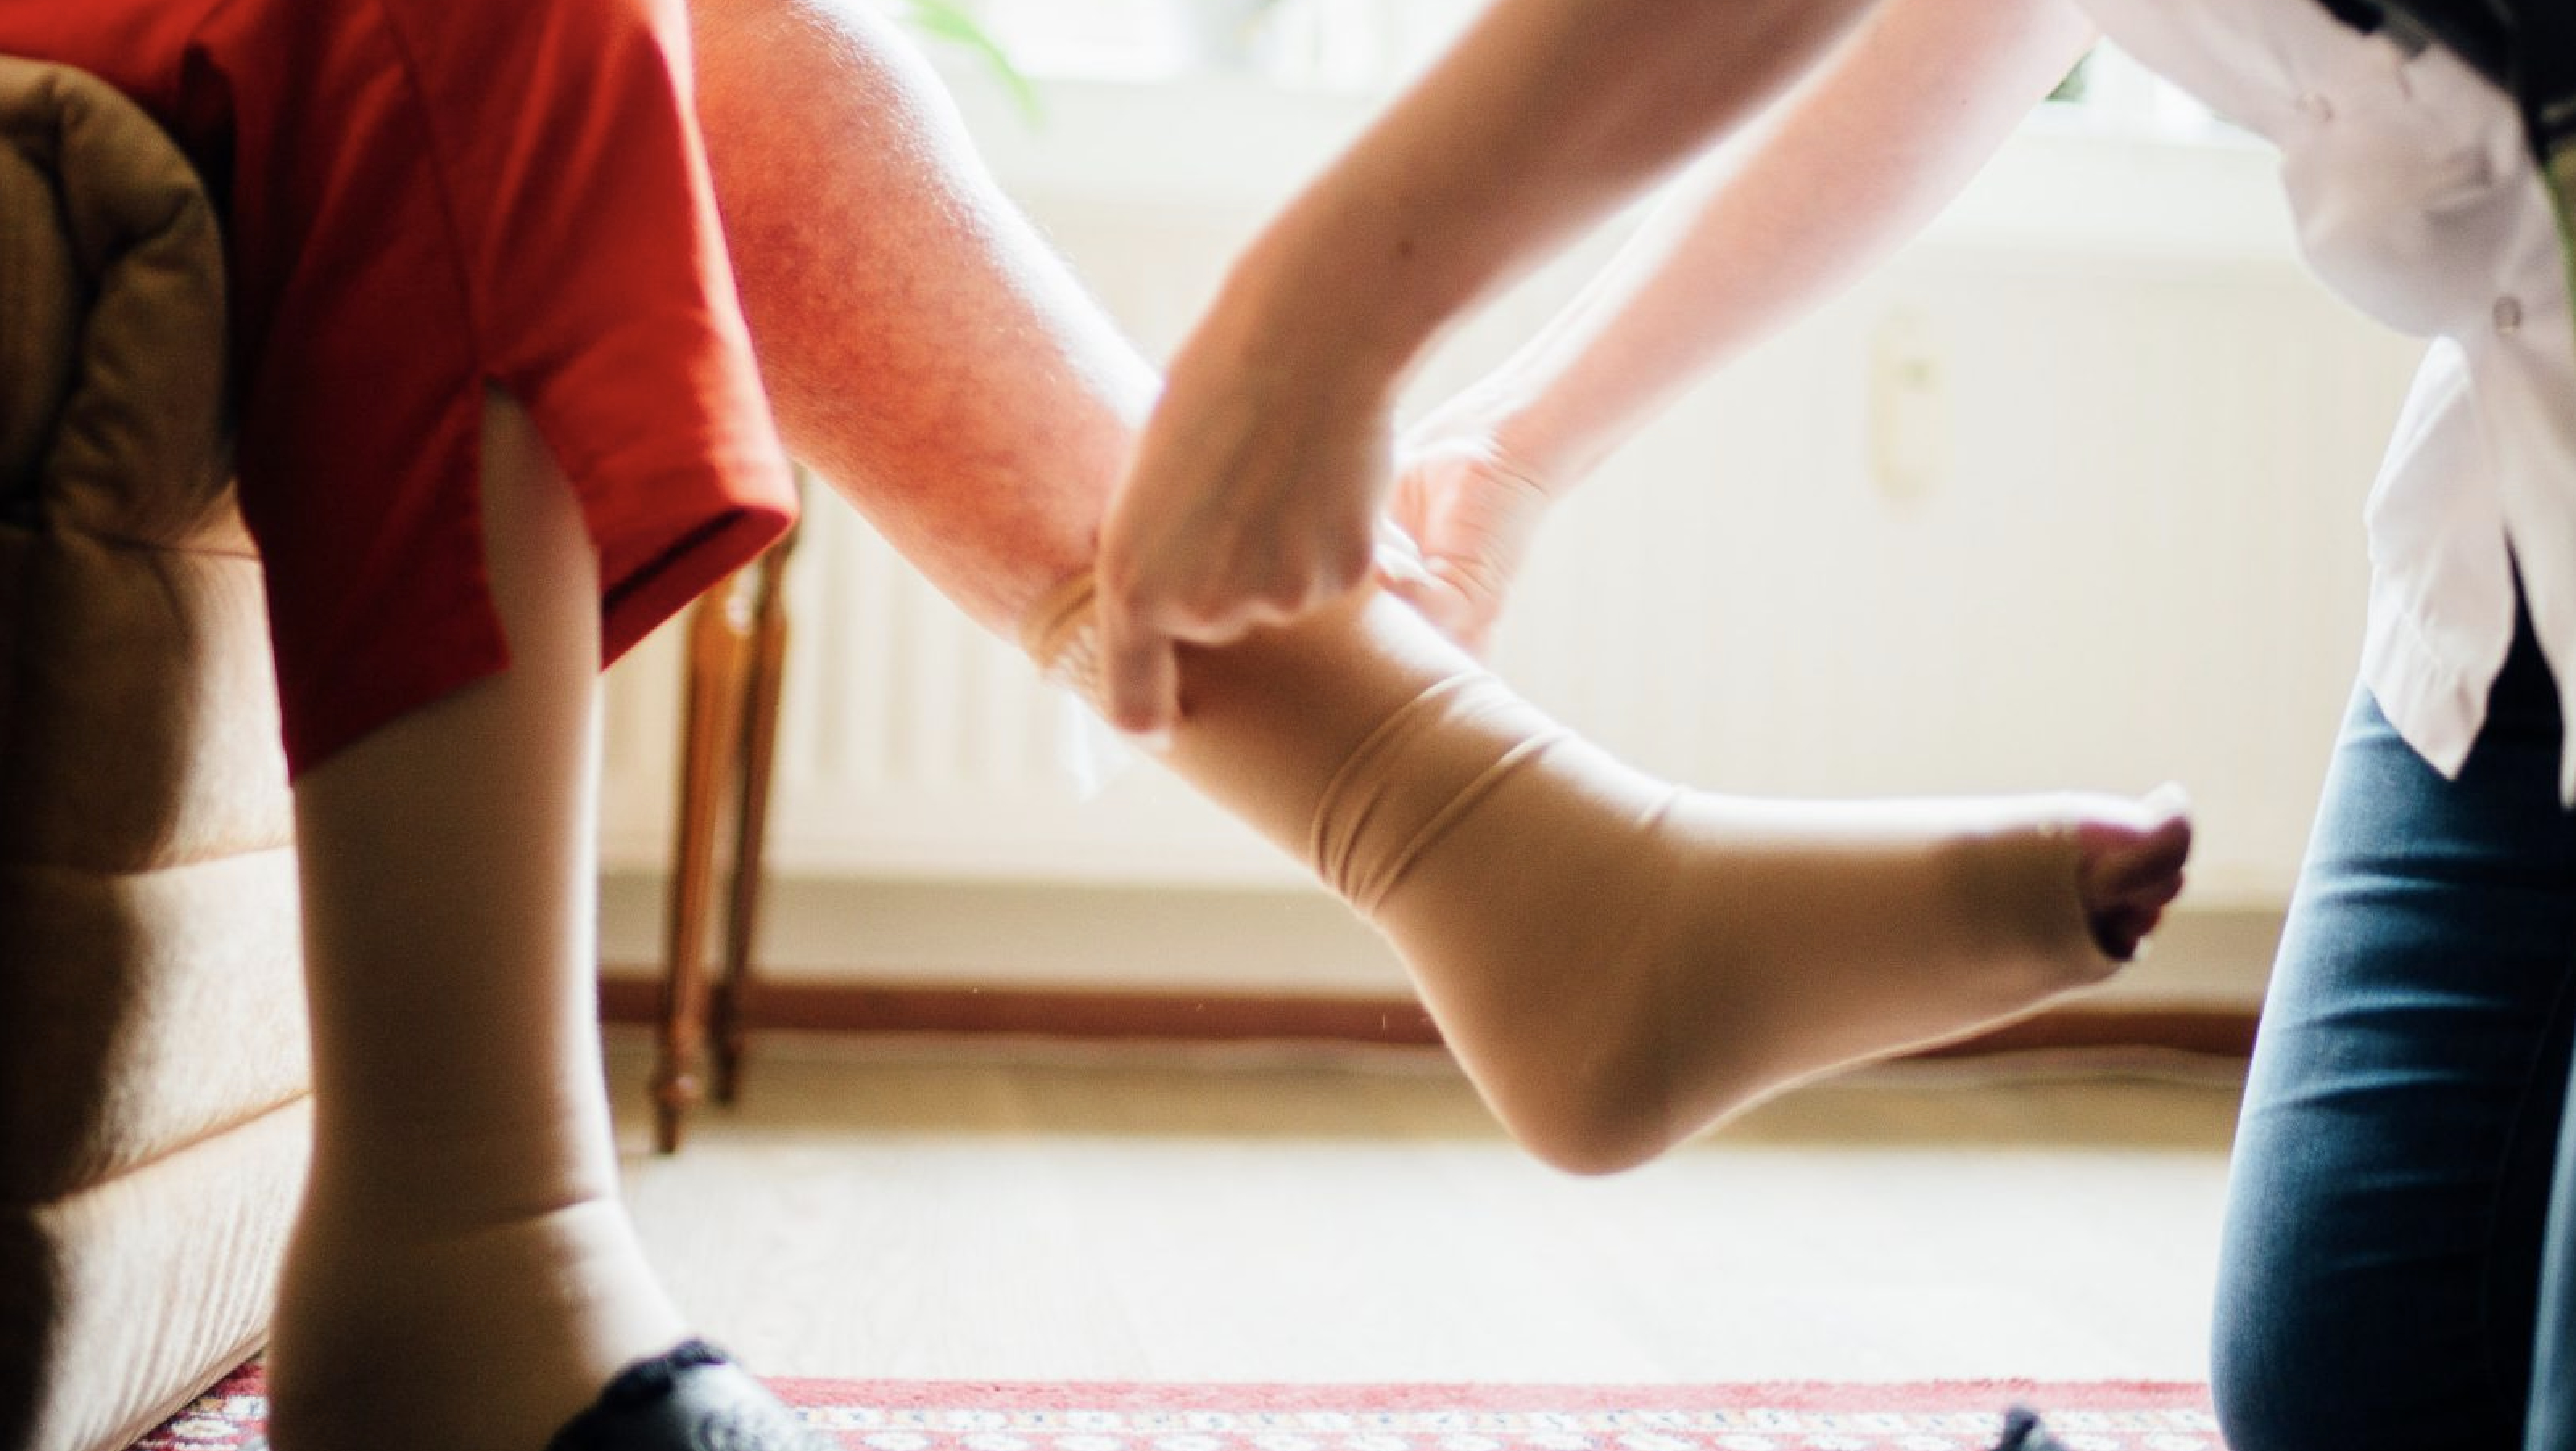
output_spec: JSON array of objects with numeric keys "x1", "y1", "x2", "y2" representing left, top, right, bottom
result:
[{"x1": 2074, "y1": 808, "x2": 2193, "y2": 960}]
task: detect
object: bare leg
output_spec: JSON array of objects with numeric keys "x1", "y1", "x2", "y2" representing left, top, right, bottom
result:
[
  {"x1": 690, "y1": 0, "x2": 2189, "y2": 1173},
  {"x1": 691, "y1": 0, "x2": 1153, "y2": 634},
  {"x1": 264, "y1": 393, "x2": 686, "y2": 1451}
]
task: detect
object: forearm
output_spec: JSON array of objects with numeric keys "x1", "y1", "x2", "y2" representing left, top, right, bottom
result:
[
  {"x1": 1468, "y1": 0, "x2": 2099, "y2": 486},
  {"x1": 1209, "y1": 0, "x2": 1884, "y2": 395}
]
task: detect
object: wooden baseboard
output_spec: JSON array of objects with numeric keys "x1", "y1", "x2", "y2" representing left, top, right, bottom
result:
[
  {"x1": 600, "y1": 973, "x2": 2256, "y2": 1060},
  {"x1": 1909, "y1": 1002, "x2": 2256, "y2": 1059},
  {"x1": 601, "y1": 974, "x2": 1442, "y2": 1044}
]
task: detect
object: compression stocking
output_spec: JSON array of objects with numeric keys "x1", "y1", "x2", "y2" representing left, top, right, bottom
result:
[
  {"x1": 264, "y1": 394, "x2": 687, "y2": 1451},
  {"x1": 1028, "y1": 573, "x2": 2186, "y2": 1173}
]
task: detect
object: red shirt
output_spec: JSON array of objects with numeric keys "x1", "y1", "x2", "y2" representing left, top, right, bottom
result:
[{"x1": 1, "y1": 0, "x2": 796, "y2": 771}]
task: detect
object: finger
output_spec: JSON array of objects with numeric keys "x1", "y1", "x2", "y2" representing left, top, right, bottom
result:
[
  {"x1": 1372, "y1": 518, "x2": 1437, "y2": 593},
  {"x1": 1094, "y1": 595, "x2": 1180, "y2": 745},
  {"x1": 1380, "y1": 570, "x2": 1492, "y2": 655},
  {"x1": 1379, "y1": 568, "x2": 1452, "y2": 628}
]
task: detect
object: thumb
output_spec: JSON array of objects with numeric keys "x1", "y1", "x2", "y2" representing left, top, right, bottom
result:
[
  {"x1": 1094, "y1": 590, "x2": 1180, "y2": 746},
  {"x1": 1379, "y1": 563, "x2": 1468, "y2": 635},
  {"x1": 1377, "y1": 549, "x2": 1494, "y2": 655}
]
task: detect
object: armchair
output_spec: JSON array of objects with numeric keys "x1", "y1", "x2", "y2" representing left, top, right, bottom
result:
[{"x1": 0, "y1": 56, "x2": 312, "y2": 1451}]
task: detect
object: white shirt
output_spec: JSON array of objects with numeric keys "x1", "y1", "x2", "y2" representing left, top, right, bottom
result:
[{"x1": 2078, "y1": 0, "x2": 2576, "y2": 799}]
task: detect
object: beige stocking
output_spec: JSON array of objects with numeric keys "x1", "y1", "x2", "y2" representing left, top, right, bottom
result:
[
  {"x1": 1029, "y1": 573, "x2": 2185, "y2": 1175},
  {"x1": 265, "y1": 393, "x2": 686, "y2": 1451}
]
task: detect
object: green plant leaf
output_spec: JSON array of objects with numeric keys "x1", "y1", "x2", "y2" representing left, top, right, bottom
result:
[{"x1": 898, "y1": 0, "x2": 1043, "y2": 124}]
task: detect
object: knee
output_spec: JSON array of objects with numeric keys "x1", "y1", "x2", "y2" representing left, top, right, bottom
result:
[
  {"x1": 692, "y1": 0, "x2": 920, "y2": 104},
  {"x1": 2203, "y1": 1219, "x2": 2503, "y2": 1451},
  {"x1": 2207, "y1": 1327, "x2": 2378, "y2": 1451},
  {"x1": 2207, "y1": 1303, "x2": 2291, "y2": 1451},
  {"x1": 2208, "y1": 1204, "x2": 2343, "y2": 1451}
]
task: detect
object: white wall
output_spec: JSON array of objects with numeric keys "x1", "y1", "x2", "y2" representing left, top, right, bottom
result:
[{"x1": 596, "y1": 60, "x2": 2429, "y2": 1004}]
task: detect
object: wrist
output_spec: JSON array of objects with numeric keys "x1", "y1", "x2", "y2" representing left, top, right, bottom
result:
[
  {"x1": 1227, "y1": 172, "x2": 1487, "y2": 392},
  {"x1": 1474, "y1": 389, "x2": 1596, "y2": 502},
  {"x1": 1199, "y1": 243, "x2": 1409, "y2": 417},
  {"x1": 1402, "y1": 375, "x2": 1575, "y2": 504}
]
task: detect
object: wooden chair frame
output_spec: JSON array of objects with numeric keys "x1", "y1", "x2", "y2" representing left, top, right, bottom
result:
[{"x1": 652, "y1": 483, "x2": 801, "y2": 1153}]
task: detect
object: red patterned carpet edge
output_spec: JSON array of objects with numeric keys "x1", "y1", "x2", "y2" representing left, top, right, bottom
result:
[{"x1": 134, "y1": 1362, "x2": 2223, "y2": 1451}]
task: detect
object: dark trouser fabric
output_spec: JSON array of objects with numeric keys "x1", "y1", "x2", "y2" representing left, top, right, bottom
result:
[{"x1": 2214, "y1": 602, "x2": 2576, "y2": 1451}]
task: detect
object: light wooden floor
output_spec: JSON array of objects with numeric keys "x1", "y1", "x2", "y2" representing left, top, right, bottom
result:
[{"x1": 605, "y1": 1033, "x2": 2242, "y2": 1386}]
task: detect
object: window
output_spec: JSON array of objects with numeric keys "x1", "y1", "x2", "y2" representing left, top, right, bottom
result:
[
  {"x1": 943, "y1": 4, "x2": 2235, "y2": 147},
  {"x1": 2041, "y1": 43, "x2": 2233, "y2": 141},
  {"x1": 968, "y1": 0, "x2": 1481, "y2": 89}
]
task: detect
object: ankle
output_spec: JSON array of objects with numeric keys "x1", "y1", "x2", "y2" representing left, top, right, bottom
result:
[{"x1": 268, "y1": 1197, "x2": 687, "y2": 1451}]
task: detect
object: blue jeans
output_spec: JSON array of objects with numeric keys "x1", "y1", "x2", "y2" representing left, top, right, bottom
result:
[{"x1": 2213, "y1": 611, "x2": 2576, "y2": 1450}]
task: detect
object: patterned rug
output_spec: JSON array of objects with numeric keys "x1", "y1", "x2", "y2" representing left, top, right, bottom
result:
[{"x1": 133, "y1": 1363, "x2": 2221, "y2": 1451}]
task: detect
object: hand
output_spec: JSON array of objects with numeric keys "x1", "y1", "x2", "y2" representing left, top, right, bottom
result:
[
  {"x1": 1381, "y1": 426, "x2": 1554, "y2": 655},
  {"x1": 1095, "y1": 314, "x2": 1399, "y2": 739}
]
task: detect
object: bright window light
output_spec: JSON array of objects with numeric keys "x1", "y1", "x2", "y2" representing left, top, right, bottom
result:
[{"x1": 956, "y1": 3, "x2": 2234, "y2": 147}]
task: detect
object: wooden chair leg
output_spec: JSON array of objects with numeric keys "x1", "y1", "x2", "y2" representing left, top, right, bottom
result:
[
  {"x1": 654, "y1": 571, "x2": 756, "y2": 1155},
  {"x1": 712, "y1": 530, "x2": 795, "y2": 1105}
]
